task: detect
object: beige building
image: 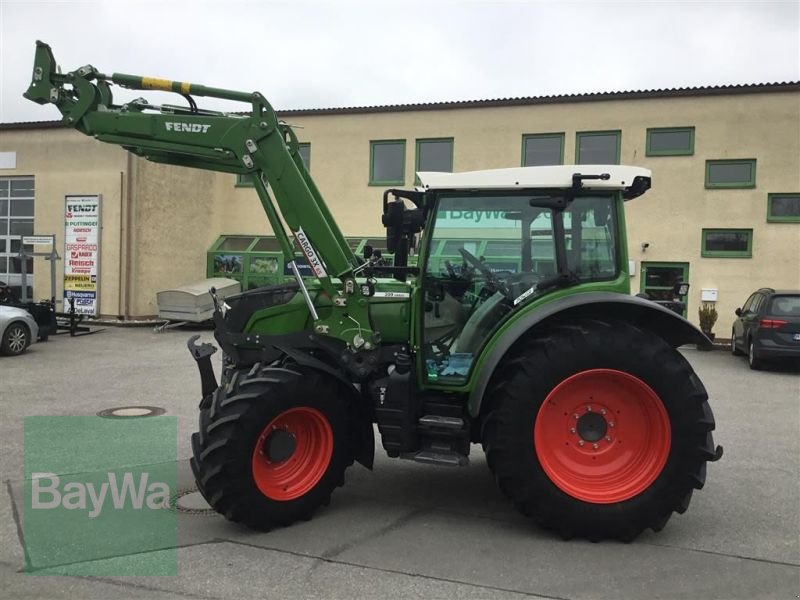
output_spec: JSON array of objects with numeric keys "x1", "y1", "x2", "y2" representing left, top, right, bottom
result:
[{"x1": 1, "y1": 82, "x2": 798, "y2": 337}]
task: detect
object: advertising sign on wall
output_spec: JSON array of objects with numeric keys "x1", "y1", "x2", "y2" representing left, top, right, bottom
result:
[{"x1": 64, "y1": 195, "x2": 101, "y2": 316}]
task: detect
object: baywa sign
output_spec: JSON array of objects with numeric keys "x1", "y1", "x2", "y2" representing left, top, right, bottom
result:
[{"x1": 31, "y1": 472, "x2": 171, "y2": 519}]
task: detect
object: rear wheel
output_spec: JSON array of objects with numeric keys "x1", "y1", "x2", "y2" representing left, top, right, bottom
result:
[
  {"x1": 191, "y1": 363, "x2": 354, "y2": 529},
  {"x1": 1, "y1": 323, "x2": 30, "y2": 356},
  {"x1": 482, "y1": 319, "x2": 718, "y2": 541},
  {"x1": 748, "y1": 340, "x2": 764, "y2": 370}
]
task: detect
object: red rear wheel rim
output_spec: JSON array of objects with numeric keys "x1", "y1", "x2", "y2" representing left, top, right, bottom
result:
[
  {"x1": 251, "y1": 407, "x2": 333, "y2": 501},
  {"x1": 534, "y1": 369, "x2": 671, "y2": 504}
]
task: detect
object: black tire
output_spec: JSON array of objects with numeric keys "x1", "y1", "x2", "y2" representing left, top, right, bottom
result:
[
  {"x1": 1, "y1": 322, "x2": 31, "y2": 356},
  {"x1": 482, "y1": 319, "x2": 717, "y2": 542},
  {"x1": 730, "y1": 329, "x2": 743, "y2": 356},
  {"x1": 748, "y1": 339, "x2": 764, "y2": 370},
  {"x1": 190, "y1": 363, "x2": 354, "y2": 530}
]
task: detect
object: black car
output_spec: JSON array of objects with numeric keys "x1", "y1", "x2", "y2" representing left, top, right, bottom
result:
[
  {"x1": 0, "y1": 281, "x2": 57, "y2": 341},
  {"x1": 731, "y1": 288, "x2": 800, "y2": 369}
]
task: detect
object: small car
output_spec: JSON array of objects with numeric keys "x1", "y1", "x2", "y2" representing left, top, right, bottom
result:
[
  {"x1": 0, "y1": 305, "x2": 39, "y2": 356},
  {"x1": 731, "y1": 288, "x2": 800, "y2": 369}
]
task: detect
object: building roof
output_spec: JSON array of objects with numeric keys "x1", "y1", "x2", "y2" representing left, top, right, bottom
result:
[
  {"x1": 2, "y1": 81, "x2": 798, "y2": 129},
  {"x1": 275, "y1": 81, "x2": 800, "y2": 116}
]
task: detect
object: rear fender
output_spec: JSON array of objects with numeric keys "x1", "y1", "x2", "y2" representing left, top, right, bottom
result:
[{"x1": 469, "y1": 292, "x2": 711, "y2": 417}]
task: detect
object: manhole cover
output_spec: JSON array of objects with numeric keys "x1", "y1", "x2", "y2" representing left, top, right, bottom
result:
[
  {"x1": 173, "y1": 489, "x2": 216, "y2": 516},
  {"x1": 97, "y1": 406, "x2": 166, "y2": 418}
]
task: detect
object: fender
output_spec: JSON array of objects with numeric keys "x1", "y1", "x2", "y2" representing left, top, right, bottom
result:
[
  {"x1": 469, "y1": 292, "x2": 711, "y2": 417},
  {"x1": 273, "y1": 345, "x2": 375, "y2": 470}
]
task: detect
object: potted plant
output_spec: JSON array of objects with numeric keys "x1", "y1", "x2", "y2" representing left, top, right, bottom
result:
[{"x1": 698, "y1": 303, "x2": 718, "y2": 349}]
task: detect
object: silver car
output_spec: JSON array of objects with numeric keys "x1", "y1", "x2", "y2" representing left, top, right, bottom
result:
[{"x1": 0, "y1": 306, "x2": 39, "y2": 356}]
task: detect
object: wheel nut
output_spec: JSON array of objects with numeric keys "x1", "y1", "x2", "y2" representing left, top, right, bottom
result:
[
  {"x1": 573, "y1": 413, "x2": 580, "y2": 420},
  {"x1": 578, "y1": 440, "x2": 585, "y2": 447},
  {"x1": 592, "y1": 443, "x2": 599, "y2": 449},
  {"x1": 570, "y1": 427, "x2": 576, "y2": 434},
  {"x1": 586, "y1": 405, "x2": 592, "y2": 412},
  {"x1": 605, "y1": 436, "x2": 612, "y2": 442},
  {"x1": 600, "y1": 408, "x2": 607, "y2": 415},
  {"x1": 608, "y1": 421, "x2": 615, "y2": 428}
]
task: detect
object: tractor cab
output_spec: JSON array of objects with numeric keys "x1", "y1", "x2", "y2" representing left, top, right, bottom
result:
[{"x1": 384, "y1": 165, "x2": 651, "y2": 382}]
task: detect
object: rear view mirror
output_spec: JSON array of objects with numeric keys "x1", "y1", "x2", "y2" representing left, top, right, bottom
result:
[{"x1": 735, "y1": 308, "x2": 742, "y2": 317}]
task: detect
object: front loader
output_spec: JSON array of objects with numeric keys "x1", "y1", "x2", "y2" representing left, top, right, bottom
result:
[{"x1": 25, "y1": 41, "x2": 722, "y2": 541}]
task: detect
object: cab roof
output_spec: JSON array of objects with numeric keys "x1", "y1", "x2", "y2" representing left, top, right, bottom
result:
[{"x1": 417, "y1": 165, "x2": 652, "y2": 199}]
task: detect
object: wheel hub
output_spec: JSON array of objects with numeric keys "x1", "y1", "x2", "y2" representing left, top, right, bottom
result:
[
  {"x1": 262, "y1": 428, "x2": 296, "y2": 463},
  {"x1": 576, "y1": 411, "x2": 607, "y2": 442},
  {"x1": 534, "y1": 369, "x2": 671, "y2": 504},
  {"x1": 251, "y1": 407, "x2": 334, "y2": 501}
]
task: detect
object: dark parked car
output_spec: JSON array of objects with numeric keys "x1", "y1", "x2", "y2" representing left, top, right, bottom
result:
[
  {"x1": 731, "y1": 288, "x2": 800, "y2": 369},
  {"x1": 0, "y1": 281, "x2": 57, "y2": 341}
]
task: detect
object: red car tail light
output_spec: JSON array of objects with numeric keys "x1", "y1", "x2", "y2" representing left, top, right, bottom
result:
[{"x1": 759, "y1": 319, "x2": 788, "y2": 329}]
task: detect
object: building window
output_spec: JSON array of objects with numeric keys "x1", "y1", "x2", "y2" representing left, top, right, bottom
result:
[
  {"x1": 370, "y1": 140, "x2": 406, "y2": 186},
  {"x1": 522, "y1": 133, "x2": 564, "y2": 166},
  {"x1": 297, "y1": 143, "x2": 311, "y2": 170},
  {"x1": 646, "y1": 127, "x2": 695, "y2": 156},
  {"x1": 0, "y1": 177, "x2": 35, "y2": 298},
  {"x1": 767, "y1": 193, "x2": 800, "y2": 223},
  {"x1": 576, "y1": 131, "x2": 621, "y2": 165},
  {"x1": 415, "y1": 138, "x2": 453, "y2": 174},
  {"x1": 701, "y1": 228, "x2": 753, "y2": 258},
  {"x1": 235, "y1": 174, "x2": 254, "y2": 187},
  {"x1": 705, "y1": 159, "x2": 756, "y2": 189},
  {"x1": 234, "y1": 143, "x2": 311, "y2": 187}
]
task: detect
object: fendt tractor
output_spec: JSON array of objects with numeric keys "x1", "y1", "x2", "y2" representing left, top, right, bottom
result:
[{"x1": 26, "y1": 42, "x2": 722, "y2": 541}]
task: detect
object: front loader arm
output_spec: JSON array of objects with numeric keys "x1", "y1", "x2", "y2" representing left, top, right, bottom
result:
[{"x1": 24, "y1": 41, "x2": 359, "y2": 295}]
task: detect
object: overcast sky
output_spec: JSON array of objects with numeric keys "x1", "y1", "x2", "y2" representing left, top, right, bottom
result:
[{"x1": 1, "y1": 0, "x2": 798, "y2": 123}]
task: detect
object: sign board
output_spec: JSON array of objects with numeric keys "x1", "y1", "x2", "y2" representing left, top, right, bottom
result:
[
  {"x1": 23, "y1": 235, "x2": 54, "y2": 246},
  {"x1": 64, "y1": 195, "x2": 101, "y2": 316},
  {"x1": 0, "y1": 151, "x2": 16, "y2": 169}
]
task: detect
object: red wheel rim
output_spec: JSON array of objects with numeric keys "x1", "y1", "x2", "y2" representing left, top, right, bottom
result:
[
  {"x1": 251, "y1": 407, "x2": 333, "y2": 501},
  {"x1": 534, "y1": 369, "x2": 671, "y2": 504}
]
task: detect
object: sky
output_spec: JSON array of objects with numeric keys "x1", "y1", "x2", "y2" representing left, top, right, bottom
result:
[{"x1": 1, "y1": 0, "x2": 798, "y2": 123}]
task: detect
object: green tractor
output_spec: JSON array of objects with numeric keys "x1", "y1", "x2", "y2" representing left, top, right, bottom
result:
[{"x1": 25, "y1": 42, "x2": 722, "y2": 541}]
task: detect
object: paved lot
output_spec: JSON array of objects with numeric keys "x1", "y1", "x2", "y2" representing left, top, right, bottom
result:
[{"x1": 1, "y1": 327, "x2": 798, "y2": 599}]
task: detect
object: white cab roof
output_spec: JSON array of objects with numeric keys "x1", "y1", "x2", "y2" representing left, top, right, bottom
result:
[{"x1": 417, "y1": 165, "x2": 651, "y2": 192}]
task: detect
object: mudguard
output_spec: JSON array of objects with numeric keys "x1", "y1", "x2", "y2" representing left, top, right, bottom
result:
[
  {"x1": 274, "y1": 345, "x2": 375, "y2": 470},
  {"x1": 469, "y1": 292, "x2": 711, "y2": 417}
]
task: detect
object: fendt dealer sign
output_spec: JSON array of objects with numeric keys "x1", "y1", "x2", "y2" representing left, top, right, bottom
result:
[{"x1": 64, "y1": 195, "x2": 101, "y2": 316}]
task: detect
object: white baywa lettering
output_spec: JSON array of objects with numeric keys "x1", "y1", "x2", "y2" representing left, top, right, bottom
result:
[
  {"x1": 86, "y1": 481, "x2": 109, "y2": 518},
  {"x1": 165, "y1": 122, "x2": 211, "y2": 133},
  {"x1": 31, "y1": 473, "x2": 61, "y2": 509},
  {"x1": 30, "y1": 472, "x2": 171, "y2": 518},
  {"x1": 109, "y1": 472, "x2": 149, "y2": 509}
]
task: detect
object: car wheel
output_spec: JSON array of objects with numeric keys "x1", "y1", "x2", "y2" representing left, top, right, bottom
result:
[
  {"x1": 730, "y1": 330, "x2": 743, "y2": 356},
  {"x1": 1, "y1": 323, "x2": 31, "y2": 356},
  {"x1": 748, "y1": 340, "x2": 764, "y2": 370}
]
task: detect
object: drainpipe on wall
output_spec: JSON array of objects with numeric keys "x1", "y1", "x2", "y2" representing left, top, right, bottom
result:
[
  {"x1": 123, "y1": 153, "x2": 135, "y2": 319},
  {"x1": 117, "y1": 170, "x2": 125, "y2": 319}
]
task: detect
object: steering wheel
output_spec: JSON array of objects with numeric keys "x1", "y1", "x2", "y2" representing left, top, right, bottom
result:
[{"x1": 458, "y1": 248, "x2": 508, "y2": 295}]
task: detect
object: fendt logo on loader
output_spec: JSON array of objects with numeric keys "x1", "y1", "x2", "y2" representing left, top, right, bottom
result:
[{"x1": 165, "y1": 122, "x2": 211, "y2": 133}]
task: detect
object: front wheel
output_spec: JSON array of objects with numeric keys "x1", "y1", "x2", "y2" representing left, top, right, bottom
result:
[
  {"x1": 1, "y1": 323, "x2": 30, "y2": 356},
  {"x1": 730, "y1": 329, "x2": 743, "y2": 356},
  {"x1": 482, "y1": 319, "x2": 718, "y2": 541},
  {"x1": 190, "y1": 363, "x2": 354, "y2": 530}
]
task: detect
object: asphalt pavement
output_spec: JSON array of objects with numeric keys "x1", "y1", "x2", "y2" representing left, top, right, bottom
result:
[{"x1": 1, "y1": 327, "x2": 798, "y2": 599}]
